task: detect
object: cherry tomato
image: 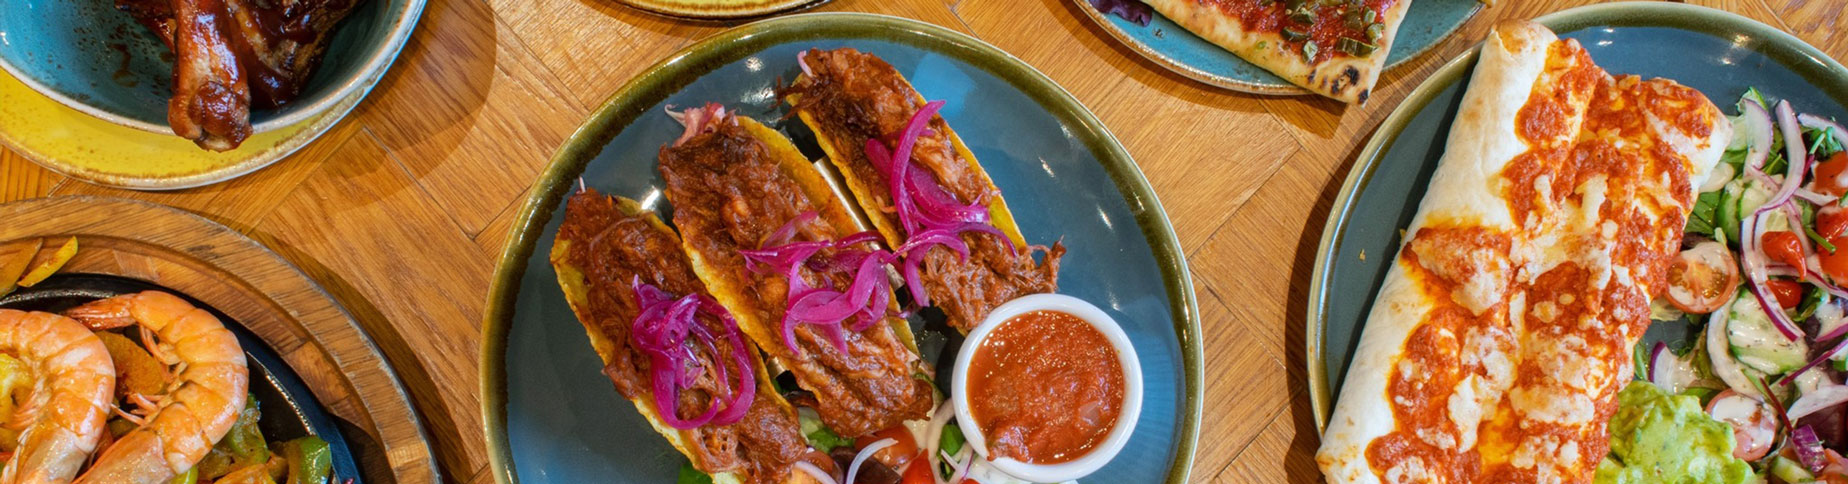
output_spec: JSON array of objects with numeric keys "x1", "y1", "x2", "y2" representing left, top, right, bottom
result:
[
  {"x1": 897, "y1": 452, "x2": 933, "y2": 484},
  {"x1": 1665, "y1": 241, "x2": 1740, "y2": 314},
  {"x1": 1813, "y1": 152, "x2": 1848, "y2": 198},
  {"x1": 1824, "y1": 236, "x2": 1848, "y2": 283},
  {"x1": 1763, "y1": 231, "x2": 1808, "y2": 271},
  {"x1": 1766, "y1": 279, "x2": 1804, "y2": 309},
  {"x1": 854, "y1": 426, "x2": 918, "y2": 470},
  {"x1": 1706, "y1": 390, "x2": 1777, "y2": 461},
  {"x1": 1820, "y1": 206, "x2": 1848, "y2": 242}
]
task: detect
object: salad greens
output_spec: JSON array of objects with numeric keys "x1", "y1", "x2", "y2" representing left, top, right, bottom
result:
[{"x1": 1633, "y1": 88, "x2": 1848, "y2": 483}]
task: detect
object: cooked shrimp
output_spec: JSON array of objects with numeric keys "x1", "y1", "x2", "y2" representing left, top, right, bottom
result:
[
  {"x1": 64, "y1": 291, "x2": 248, "y2": 484},
  {"x1": 0, "y1": 310, "x2": 115, "y2": 484}
]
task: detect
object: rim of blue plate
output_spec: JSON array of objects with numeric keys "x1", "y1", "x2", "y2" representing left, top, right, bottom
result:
[
  {"x1": 1068, "y1": 0, "x2": 1482, "y2": 95},
  {"x1": 0, "y1": 0, "x2": 427, "y2": 135},
  {"x1": 478, "y1": 12, "x2": 1204, "y2": 484},
  {"x1": 1306, "y1": 1, "x2": 1848, "y2": 432}
]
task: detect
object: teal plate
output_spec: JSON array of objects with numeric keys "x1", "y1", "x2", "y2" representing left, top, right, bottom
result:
[
  {"x1": 1308, "y1": 1, "x2": 1848, "y2": 431},
  {"x1": 0, "y1": 0, "x2": 424, "y2": 134},
  {"x1": 1071, "y1": 0, "x2": 1482, "y2": 95},
  {"x1": 479, "y1": 13, "x2": 1203, "y2": 484}
]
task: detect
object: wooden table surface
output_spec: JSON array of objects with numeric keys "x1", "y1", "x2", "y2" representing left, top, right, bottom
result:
[{"x1": 1, "y1": 0, "x2": 1841, "y2": 482}]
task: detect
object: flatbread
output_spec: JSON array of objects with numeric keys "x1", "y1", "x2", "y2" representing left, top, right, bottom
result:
[
  {"x1": 1316, "y1": 20, "x2": 1731, "y2": 483},
  {"x1": 1139, "y1": 0, "x2": 1411, "y2": 103}
]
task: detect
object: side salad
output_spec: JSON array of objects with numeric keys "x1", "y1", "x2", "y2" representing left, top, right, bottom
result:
[{"x1": 1628, "y1": 88, "x2": 1848, "y2": 484}]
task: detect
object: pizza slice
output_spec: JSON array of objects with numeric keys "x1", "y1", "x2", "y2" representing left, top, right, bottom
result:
[
  {"x1": 1141, "y1": 0, "x2": 1411, "y2": 103},
  {"x1": 1316, "y1": 20, "x2": 1732, "y2": 483}
]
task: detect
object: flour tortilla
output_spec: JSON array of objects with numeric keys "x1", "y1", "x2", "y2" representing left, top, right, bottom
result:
[{"x1": 1139, "y1": 0, "x2": 1410, "y2": 103}]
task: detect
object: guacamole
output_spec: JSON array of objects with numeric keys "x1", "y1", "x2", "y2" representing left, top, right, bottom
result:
[{"x1": 1595, "y1": 381, "x2": 1753, "y2": 484}]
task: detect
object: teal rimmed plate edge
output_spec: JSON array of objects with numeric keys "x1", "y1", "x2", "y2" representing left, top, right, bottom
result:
[
  {"x1": 477, "y1": 12, "x2": 1205, "y2": 484},
  {"x1": 1066, "y1": 0, "x2": 1482, "y2": 95},
  {"x1": 1305, "y1": 1, "x2": 1848, "y2": 432}
]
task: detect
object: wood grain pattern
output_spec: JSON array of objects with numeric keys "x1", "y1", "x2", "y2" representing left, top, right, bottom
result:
[
  {"x1": 0, "y1": 196, "x2": 437, "y2": 483},
  {"x1": 1, "y1": 0, "x2": 1839, "y2": 482}
]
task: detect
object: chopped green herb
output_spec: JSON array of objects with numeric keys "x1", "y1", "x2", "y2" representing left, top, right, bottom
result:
[
  {"x1": 940, "y1": 424, "x2": 966, "y2": 456},
  {"x1": 1256, "y1": 40, "x2": 1269, "y2": 49},
  {"x1": 1805, "y1": 223, "x2": 1837, "y2": 254},
  {"x1": 1366, "y1": 23, "x2": 1386, "y2": 41},
  {"x1": 1290, "y1": 8, "x2": 1316, "y2": 24},
  {"x1": 1364, "y1": 8, "x2": 1376, "y2": 23},
  {"x1": 1303, "y1": 41, "x2": 1320, "y2": 62},
  {"x1": 1282, "y1": 28, "x2": 1308, "y2": 42},
  {"x1": 1798, "y1": 285, "x2": 1828, "y2": 322},
  {"x1": 678, "y1": 462, "x2": 714, "y2": 484},
  {"x1": 1808, "y1": 125, "x2": 1843, "y2": 157},
  {"x1": 1337, "y1": 37, "x2": 1377, "y2": 56}
]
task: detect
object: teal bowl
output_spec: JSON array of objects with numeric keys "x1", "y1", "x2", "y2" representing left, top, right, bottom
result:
[{"x1": 0, "y1": 0, "x2": 424, "y2": 134}]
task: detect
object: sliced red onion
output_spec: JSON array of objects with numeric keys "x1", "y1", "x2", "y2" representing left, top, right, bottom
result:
[
  {"x1": 845, "y1": 438, "x2": 897, "y2": 484},
  {"x1": 1798, "y1": 187, "x2": 1840, "y2": 205},
  {"x1": 1797, "y1": 425, "x2": 1829, "y2": 472},
  {"x1": 1744, "y1": 211, "x2": 1806, "y2": 340},
  {"x1": 629, "y1": 278, "x2": 755, "y2": 429},
  {"x1": 797, "y1": 50, "x2": 816, "y2": 78},
  {"x1": 764, "y1": 211, "x2": 819, "y2": 248},
  {"x1": 1800, "y1": 113, "x2": 1848, "y2": 148},
  {"x1": 922, "y1": 402, "x2": 956, "y2": 484},
  {"x1": 1787, "y1": 203, "x2": 1815, "y2": 260},
  {"x1": 1647, "y1": 342, "x2": 1668, "y2": 383},
  {"x1": 1783, "y1": 331, "x2": 1848, "y2": 387},
  {"x1": 747, "y1": 217, "x2": 900, "y2": 355},
  {"x1": 1753, "y1": 101, "x2": 1812, "y2": 215},
  {"x1": 1790, "y1": 386, "x2": 1848, "y2": 421},
  {"x1": 670, "y1": 104, "x2": 729, "y2": 147}
]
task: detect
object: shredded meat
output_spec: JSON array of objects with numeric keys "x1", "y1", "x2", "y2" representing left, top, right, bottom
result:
[
  {"x1": 786, "y1": 47, "x2": 1064, "y2": 331},
  {"x1": 556, "y1": 190, "x2": 820, "y2": 483},
  {"x1": 658, "y1": 117, "x2": 934, "y2": 438}
]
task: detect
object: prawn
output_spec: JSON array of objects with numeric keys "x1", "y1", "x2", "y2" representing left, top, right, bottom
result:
[
  {"x1": 64, "y1": 291, "x2": 248, "y2": 484},
  {"x1": 0, "y1": 310, "x2": 115, "y2": 484}
]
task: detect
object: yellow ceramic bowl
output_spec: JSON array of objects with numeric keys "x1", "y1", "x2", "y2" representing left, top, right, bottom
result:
[{"x1": 0, "y1": 68, "x2": 360, "y2": 190}]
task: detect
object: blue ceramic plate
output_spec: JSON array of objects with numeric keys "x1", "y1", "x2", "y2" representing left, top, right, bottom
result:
[
  {"x1": 480, "y1": 12, "x2": 1203, "y2": 484},
  {"x1": 1071, "y1": 0, "x2": 1482, "y2": 95},
  {"x1": 0, "y1": 274, "x2": 364, "y2": 483},
  {"x1": 0, "y1": 0, "x2": 424, "y2": 134},
  {"x1": 1307, "y1": 2, "x2": 1848, "y2": 430}
]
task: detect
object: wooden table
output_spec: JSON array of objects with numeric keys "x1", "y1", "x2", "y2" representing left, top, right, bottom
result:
[{"x1": 1, "y1": 0, "x2": 1839, "y2": 482}]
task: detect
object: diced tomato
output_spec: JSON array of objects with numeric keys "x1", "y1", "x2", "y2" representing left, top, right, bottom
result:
[
  {"x1": 1766, "y1": 279, "x2": 1804, "y2": 309},
  {"x1": 854, "y1": 426, "x2": 918, "y2": 470},
  {"x1": 897, "y1": 452, "x2": 933, "y2": 484},
  {"x1": 1822, "y1": 206, "x2": 1848, "y2": 242},
  {"x1": 1825, "y1": 236, "x2": 1848, "y2": 283},
  {"x1": 1814, "y1": 152, "x2": 1848, "y2": 198},
  {"x1": 1665, "y1": 241, "x2": 1740, "y2": 314},
  {"x1": 1763, "y1": 231, "x2": 1808, "y2": 271}
]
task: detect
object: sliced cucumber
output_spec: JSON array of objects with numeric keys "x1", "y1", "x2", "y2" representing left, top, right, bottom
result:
[
  {"x1": 1716, "y1": 179, "x2": 1773, "y2": 245},
  {"x1": 1708, "y1": 297, "x2": 1767, "y2": 399},
  {"x1": 1769, "y1": 455, "x2": 1816, "y2": 483},
  {"x1": 1728, "y1": 291, "x2": 1810, "y2": 375}
]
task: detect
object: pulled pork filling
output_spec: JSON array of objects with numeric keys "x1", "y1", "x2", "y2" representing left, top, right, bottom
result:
[
  {"x1": 556, "y1": 190, "x2": 815, "y2": 483},
  {"x1": 787, "y1": 47, "x2": 1064, "y2": 332},
  {"x1": 657, "y1": 117, "x2": 933, "y2": 438}
]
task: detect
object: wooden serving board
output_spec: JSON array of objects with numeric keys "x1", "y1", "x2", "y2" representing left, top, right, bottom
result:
[{"x1": 0, "y1": 195, "x2": 438, "y2": 483}]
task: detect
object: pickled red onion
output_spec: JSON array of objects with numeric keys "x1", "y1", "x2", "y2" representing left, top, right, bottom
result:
[{"x1": 629, "y1": 277, "x2": 755, "y2": 429}]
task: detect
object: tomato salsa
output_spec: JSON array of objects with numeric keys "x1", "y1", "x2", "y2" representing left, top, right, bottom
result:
[{"x1": 966, "y1": 310, "x2": 1125, "y2": 464}]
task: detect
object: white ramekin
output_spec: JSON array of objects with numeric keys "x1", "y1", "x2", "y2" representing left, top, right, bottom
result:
[{"x1": 950, "y1": 293, "x2": 1142, "y2": 483}]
